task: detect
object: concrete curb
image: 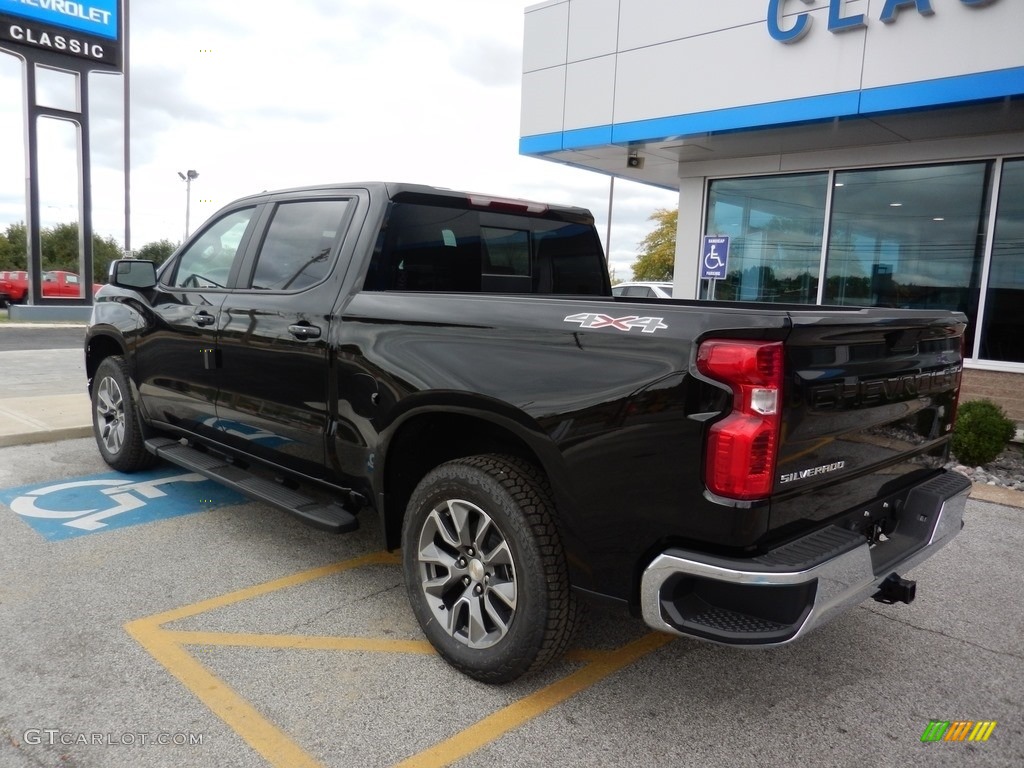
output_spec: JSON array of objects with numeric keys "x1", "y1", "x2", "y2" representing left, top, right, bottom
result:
[
  {"x1": 0, "y1": 393, "x2": 93, "y2": 449},
  {"x1": 969, "y1": 483, "x2": 1024, "y2": 510},
  {"x1": 0, "y1": 426, "x2": 94, "y2": 449}
]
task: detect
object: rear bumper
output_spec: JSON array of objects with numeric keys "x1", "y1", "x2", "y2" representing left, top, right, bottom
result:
[{"x1": 640, "y1": 471, "x2": 970, "y2": 645}]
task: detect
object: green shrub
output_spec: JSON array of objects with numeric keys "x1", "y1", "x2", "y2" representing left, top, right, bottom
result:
[{"x1": 951, "y1": 399, "x2": 1016, "y2": 467}]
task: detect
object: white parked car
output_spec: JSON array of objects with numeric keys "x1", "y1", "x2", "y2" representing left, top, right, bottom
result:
[{"x1": 612, "y1": 281, "x2": 674, "y2": 299}]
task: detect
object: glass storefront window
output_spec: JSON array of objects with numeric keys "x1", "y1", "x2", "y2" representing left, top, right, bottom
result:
[
  {"x1": 704, "y1": 173, "x2": 827, "y2": 303},
  {"x1": 823, "y1": 163, "x2": 990, "y2": 352},
  {"x1": 980, "y1": 159, "x2": 1024, "y2": 363},
  {"x1": 701, "y1": 160, "x2": 1024, "y2": 367}
]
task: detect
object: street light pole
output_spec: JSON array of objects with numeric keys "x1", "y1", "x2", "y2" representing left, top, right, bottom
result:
[{"x1": 177, "y1": 169, "x2": 199, "y2": 239}]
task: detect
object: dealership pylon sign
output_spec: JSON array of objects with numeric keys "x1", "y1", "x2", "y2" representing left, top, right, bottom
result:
[
  {"x1": 0, "y1": 0, "x2": 122, "y2": 69},
  {"x1": 0, "y1": 0, "x2": 124, "y2": 308}
]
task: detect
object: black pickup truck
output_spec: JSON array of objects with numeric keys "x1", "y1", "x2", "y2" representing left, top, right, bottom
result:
[{"x1": 85, "y1": 182, "x2": 970, "y2": 682}]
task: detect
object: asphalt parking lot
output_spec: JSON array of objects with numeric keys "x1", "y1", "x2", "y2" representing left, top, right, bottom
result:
[{"x1": 0, "y1": 432, "x2": 1021, "y2": 768}]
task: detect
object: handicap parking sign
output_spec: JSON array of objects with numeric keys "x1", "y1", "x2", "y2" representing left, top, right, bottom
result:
[
  {"x1": 0, "y1": 467, "x2": 246, "y2": 541},
  {"x1": 700, "y1": 236, "x2": 730, "y2": 280}
]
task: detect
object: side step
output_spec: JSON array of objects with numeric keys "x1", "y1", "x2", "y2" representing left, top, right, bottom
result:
[{"x1": 145, "y1": 437, "x2": 359, "y2": 533}]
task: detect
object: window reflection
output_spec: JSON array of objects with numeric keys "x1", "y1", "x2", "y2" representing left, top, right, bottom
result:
[
  {"x1": 824, "y1": 163, "x2": 989, "y2": 352},
  {"x1": 704, "y1": 173, "x2": 827, "y2": 303},
  {"x1": 980, "y1": 159, "x2": 1024, "y2": 363}
]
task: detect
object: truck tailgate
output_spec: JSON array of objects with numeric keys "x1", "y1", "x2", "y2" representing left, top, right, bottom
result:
[{"x1": 770, "y1": 308, "x2": 966, "y2": 536}]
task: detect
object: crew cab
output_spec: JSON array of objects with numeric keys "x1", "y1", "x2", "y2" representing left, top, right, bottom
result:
[
  {"x1": 0, "y1": 270, "x2": 101, "y2": 306},
  {"x1": 84, "y1": 182, "x2": 970, "y2": 682}
]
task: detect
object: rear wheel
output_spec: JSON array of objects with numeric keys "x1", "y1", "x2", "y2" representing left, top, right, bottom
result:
[
  {"x1": 402, "y1": 455, "x2": 579, "y2": 683},
  {"x1": 92, "y1": 356, "x2": 158, "y2": 472}
]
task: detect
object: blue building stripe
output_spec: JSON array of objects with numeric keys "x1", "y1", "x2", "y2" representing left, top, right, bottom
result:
[
  {"x1": 611, "y1": 92, "x2": 860, "y2": 145},
  {"x1": 520, "y1": 67, "x2": 1024, "y2": 155},
  {"x1": 519, "y1": 133, "x2": 563, "y2": 154},
  {"x1": 859, "y1": 66, "x2": 1024, "y2": 113}
]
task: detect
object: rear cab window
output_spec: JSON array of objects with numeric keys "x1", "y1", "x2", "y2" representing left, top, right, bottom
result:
[{"x1": 363, "y1": 198, "x2": 609, "y2": 296}]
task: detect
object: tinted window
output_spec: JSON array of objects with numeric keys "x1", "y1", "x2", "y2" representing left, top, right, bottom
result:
[
  {"x1": 170, "y1": 208, "x2": 255, "y2": 289},
  {"x1": 249, "y1": 199, "x2": 352, "y2": 291},
  {"x1": 364, "y1": 203, "x2": 607, "y2": 295},
  {"x1": 980, "y1": 158, "x2": 1024, "y2": 362},
  {"x1": 622, "y1": 285, "x2": 653, "y2": 297},
  {"x1": 482, "y1": 227, "x2": 530, "y2": 276}
]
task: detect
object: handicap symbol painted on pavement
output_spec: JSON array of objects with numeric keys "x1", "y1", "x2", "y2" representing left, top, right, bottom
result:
[{"x1": 0, "y1": 467, "x2": 246, "y2": 541}]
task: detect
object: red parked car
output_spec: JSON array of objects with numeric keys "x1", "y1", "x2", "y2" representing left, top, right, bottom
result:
[{"x1": 0, "y1": 270, "x2": 102, "y2": 306}]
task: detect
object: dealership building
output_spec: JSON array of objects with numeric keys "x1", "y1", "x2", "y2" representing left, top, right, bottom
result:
[{"x1": 520, "y1": 0, "x2": 1024, "y2": 421}]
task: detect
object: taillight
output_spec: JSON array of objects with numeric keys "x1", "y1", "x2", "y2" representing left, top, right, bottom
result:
[{"x1": 696, "y1": 339, "x2": 784, "y2": 500}]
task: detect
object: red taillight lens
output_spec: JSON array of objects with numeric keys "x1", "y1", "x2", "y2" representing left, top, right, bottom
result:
[{"x1": 696, "y1": 340, "x2": 784, "y2": 500}]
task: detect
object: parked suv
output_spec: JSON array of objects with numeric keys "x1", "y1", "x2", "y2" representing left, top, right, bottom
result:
[{"x1": 612, "y1": 281, "x2": 674, "y2": 299}]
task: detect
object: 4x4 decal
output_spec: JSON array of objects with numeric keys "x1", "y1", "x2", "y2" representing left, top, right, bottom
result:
[{"x1": 564, "y1": 312, "x2": 668, "y2": 334}]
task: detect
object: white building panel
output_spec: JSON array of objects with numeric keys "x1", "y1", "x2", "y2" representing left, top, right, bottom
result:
[
  {"x1": 612, "y1": 12, "x2": 865, "y2": 126},
  {"x1": 520, "y1": 68, "x2": 567, "y2": 137},
  {"x1": 523, "y1": 1, "x2": 569, "y2": 73},
  {"x1": 860, "y1": 0, "x2": 1024, "y2": 89},
  {"x1": 617, "y1": 0, "x2": 796, "y2": 52},
  {"x1": 567, "y1": 0, "x2": 621, "y2": 62},
  {"x1": 564, "y1": 55, "x2": 617, "y2": 130}
]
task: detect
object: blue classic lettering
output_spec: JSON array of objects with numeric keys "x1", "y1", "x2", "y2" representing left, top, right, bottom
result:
[
  {"x1": 767, "y1": 0, "x2": 999, "y2": 43},
  {"x1": 828, "y1": 0, "x2": 865, "y2": 33},
  {"x1": 880, "y1": 0, "x2": 934, "y2": 24},
  {"x1": 767, "y1": 0, "x2": 814, "y2": 43}
]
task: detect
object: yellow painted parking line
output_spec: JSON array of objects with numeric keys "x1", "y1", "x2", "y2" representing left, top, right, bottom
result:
[
  {"x1": 134, "y1": 550, "x2": 400, "y2": 626},
  {"x1": 395, "y1": 632, "x2": 674, "y2": 768},
  {"x1": 162, "y1": 629, "x2": 435, "y2": 655},
  {"x1": 126, "y1": 551, "x2": 674, "y2": 768},
  {"x1": 126, "y1": 617, "x2": 325, "y2": 768}
]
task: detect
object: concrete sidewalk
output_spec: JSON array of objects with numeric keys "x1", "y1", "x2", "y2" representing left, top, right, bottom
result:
[{"x1": 0, "y1": 339, "x2": 92, "y2": 448}]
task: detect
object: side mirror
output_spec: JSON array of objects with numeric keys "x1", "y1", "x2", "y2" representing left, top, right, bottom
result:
[{"x1": 109, "y1": 259, "x2": 157, "y2": 289}]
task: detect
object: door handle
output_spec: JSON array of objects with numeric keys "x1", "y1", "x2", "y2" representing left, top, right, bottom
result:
[
  {"x1": 288, "y1": 324, "x2": 322, "y2": 340},
  {"x1": 192, "y1": 311, "x2": 216, "y2": 327}
]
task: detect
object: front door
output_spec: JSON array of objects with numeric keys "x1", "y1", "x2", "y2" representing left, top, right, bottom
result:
[{"x1": 134, "y1": 206, "x2": 259, "y2": 438}]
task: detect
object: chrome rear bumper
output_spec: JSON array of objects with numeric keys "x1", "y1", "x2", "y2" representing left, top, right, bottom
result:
[{"x1": 640, "y1": 471, "x2": 971, "y2": 645}]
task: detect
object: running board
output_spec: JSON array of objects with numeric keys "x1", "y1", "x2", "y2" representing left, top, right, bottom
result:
[{"x1": 145, "y1": 437, "x2": 359, "y2": 533}]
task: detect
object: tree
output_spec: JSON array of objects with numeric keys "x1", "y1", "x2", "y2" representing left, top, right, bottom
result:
[
  {"x1": 0, "y1": 222, "x2": 27, "y2": 270},
  {"x1": 134, "y1": 239, "x2": 178, "y2": 266},
  {"x1": 0, "y1": 222, "x2": 122, "y2": 282},
  {"x1": 631, "y1": 208, "x2": 677, "y2": 281}
]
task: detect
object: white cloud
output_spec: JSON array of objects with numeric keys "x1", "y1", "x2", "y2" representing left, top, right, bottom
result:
[{"x1": 0, "y1": 0, "x2": 676, "y2": 278}]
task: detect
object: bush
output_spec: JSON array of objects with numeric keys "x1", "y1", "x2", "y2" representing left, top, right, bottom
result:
[{"x1": 951, "y1": 399, "x2": 1016, "y2": 467}]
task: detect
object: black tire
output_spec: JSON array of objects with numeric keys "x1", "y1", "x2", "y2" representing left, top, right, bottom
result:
[
  {"x1": 91, "y1": 356, "x2": 158, "y2": 472},
  {"x1": 402, "y1": 454, "x2": 580, "y2": 683}
]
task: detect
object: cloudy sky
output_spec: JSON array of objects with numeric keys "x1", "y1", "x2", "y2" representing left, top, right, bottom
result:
[{"x1": 0, "y1": 0, "x2": 677, "y2": 281}]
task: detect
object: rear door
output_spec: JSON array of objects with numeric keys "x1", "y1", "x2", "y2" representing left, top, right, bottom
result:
[
  {"x1": 771, "y1": 308, "x2": 966, "y2": 532},
  {"x1": 213, "y1": 192, "x2": 362, "y2": 478}
]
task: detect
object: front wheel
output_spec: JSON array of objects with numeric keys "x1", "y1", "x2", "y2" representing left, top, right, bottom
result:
[
  {"x1": 91, "y1": 356, "x2": 158, "y2": 472},
  {"x1": 402, "y1": 455, "x2": 580, "y2": 683}
]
